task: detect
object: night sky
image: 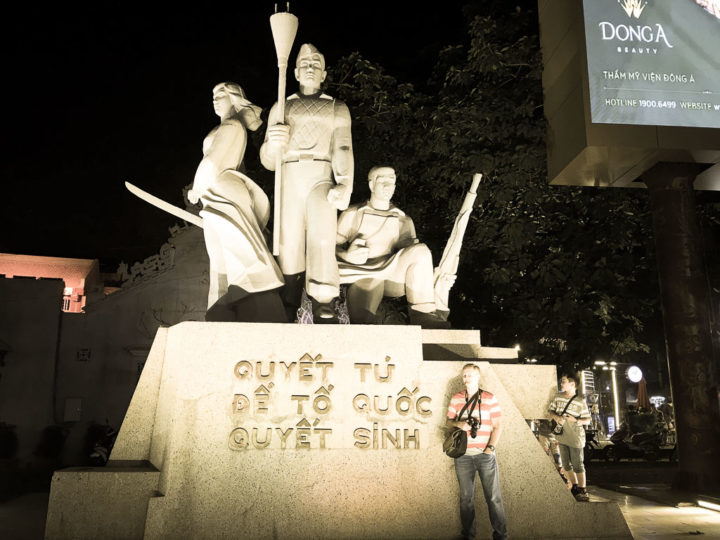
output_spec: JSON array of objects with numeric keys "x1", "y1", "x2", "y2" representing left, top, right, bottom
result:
[{"x1": 2, "y1": 1, "x2": 482, "y2": 272}]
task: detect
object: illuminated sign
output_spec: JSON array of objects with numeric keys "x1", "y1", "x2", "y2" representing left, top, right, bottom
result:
[
  {"x1": 583, "y1": 0, "x2": 720, "y2": 128},
  {"x1": 607, "y1": 415, "x2": 616, "y2": 434},
  {"x1": 649, "y1": 395, "x2": 666, "y2": 407}
]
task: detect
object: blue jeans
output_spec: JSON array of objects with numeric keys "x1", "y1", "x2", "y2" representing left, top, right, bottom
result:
[{"x1": 454, "y1": 452, "x2": 508, "y2": 540}]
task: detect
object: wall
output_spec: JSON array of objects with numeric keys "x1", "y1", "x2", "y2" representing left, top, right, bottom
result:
[{"x1": 0, "y1": 278, "x2": 63, "y2": 462}]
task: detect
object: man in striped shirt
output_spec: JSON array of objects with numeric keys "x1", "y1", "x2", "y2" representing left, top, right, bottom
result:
[
  {"x1": 447, "y1": 363, "x2": 507, "y2": 540},
  {"x1": 548, "y1": 372, "x2": 592, "y2": 501}
]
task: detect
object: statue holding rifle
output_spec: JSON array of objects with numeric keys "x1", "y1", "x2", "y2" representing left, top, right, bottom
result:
[
  {"x1": 260, "y1": 43, "x2": 354, "y2": 322},
  {"x1": 336, "y1": 166, "x2": 479, "y2": 328}
]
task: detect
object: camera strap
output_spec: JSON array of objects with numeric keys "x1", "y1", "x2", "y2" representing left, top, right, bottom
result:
[
  {"x1": 557, "y1": 394, "x2": 576, "y2": 417},
  {"x1": 459, "y1": 390, "x2": 481, "y2": 423}
]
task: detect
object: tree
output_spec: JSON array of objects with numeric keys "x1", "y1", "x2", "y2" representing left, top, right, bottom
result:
[{"x1": 326, "y1": 2, "x2": 660, "y2": 371}]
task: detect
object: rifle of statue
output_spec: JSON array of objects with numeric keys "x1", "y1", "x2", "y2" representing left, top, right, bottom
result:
[{"x1": 433, "y1": 173, "x2": 483, "y2": 313}]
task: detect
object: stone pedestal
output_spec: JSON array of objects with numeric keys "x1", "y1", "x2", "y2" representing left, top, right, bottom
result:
[{"x1": 45, "y1": 322, "x2": 631, "y2": 539}]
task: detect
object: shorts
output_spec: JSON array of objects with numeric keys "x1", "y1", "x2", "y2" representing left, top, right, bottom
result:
[{"x1": 559, "y1": 444, "x2": 585, "y2": 473}]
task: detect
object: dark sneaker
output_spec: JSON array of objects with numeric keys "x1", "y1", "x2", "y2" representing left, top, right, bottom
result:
[{"x1": 575, "y1": 488, "x2": 590, "y2": 502}]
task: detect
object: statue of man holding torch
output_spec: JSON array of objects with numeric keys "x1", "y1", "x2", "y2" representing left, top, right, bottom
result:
[{"x1": 260, "y1": 43, "x2": 354, "y2": 321}]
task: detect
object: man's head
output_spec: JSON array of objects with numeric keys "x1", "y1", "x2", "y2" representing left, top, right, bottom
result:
[
  {"x1": 294, "y1": 43, "x2": 326, "y2": 93},
  {"x1": 368, "y1": 166, "x2": 397, "y2": 204},
  {"x1": 560, "y1": 372, "x2": 579, "y2": 394},
  {"x1": 462, "y1": 363, "x2": 481, "y2": 390}
]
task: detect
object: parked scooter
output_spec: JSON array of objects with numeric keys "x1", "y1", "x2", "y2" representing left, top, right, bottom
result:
[{"x1": 605, "y1": 424, "x2": 663, "y2": 462}]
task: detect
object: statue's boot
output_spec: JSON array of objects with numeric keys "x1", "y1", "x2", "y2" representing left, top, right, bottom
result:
[
  {"x1": 346, "y1": 279, "x2": 383, "y2": 324},
  {"x1": 232, "y1": 289, "x2": 287, "y2": 323},
  {"x1": 205, "y1": 302, "x2": 236, "y2": 322},
  {"x1": 311, "y1": 297, "x2": 339, "y2": 324},
  {"x1": 206, "y1": 286, "x2": 287, "y2": 323},
  {"x1": 281, "y1": 273, "x2": 305, "y2": 322},
  {"x1": 408, "y1": 308, "x2": 451, "y2": 329},
  {"x1": 348, "y1": 306, "x2": 378, "y2": 325}
]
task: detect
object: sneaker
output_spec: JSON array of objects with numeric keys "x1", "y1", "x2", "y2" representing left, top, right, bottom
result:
[
  {"x1": 574, "y1": 487, "x2": 590, "y2": 502},
  {"x1": 571, "y1": 485, "x2": 579, "y2": 497}
]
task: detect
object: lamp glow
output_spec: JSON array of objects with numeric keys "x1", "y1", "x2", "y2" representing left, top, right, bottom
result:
[
  {"x1": 627, "y1": 365, "x2": 643, "y2": 383},
  {"x1": 698, "y1": 499, "x2": 720, "y2": 512},
  {"x1": 611, "y1": 367, "x2": 620, "y2": 428}
]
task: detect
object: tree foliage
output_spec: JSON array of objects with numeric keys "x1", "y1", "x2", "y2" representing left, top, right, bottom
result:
[{"x1": 326, "y1": 2, "x2": 660, "y2": 370}]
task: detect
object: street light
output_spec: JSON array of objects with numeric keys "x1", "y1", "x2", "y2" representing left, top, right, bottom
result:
[
  {"x1": 611, "y1": 366, "x2": 621, "y2": 429},
  {"x1": 627, "y1": 365, "x2": 643, "y2": 383}
]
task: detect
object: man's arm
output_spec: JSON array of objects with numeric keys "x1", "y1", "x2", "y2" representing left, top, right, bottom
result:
[
  {"x1": 485, "y1": 396, "x2": 502, "y2": 453},
  {"x1": 563, "y1": 414, "x2": 590, "y2": 425},
  {"x1": 327, "y1": 101, "x2": 353, "y2": 210},
  {"x1": 446, "y1": 397, "x2": 469, "y2": 430},
  {"x1": 259, "y1": 102, "x2": 289, "y2": 171},
  {"x1": 484, "y1": 417, "x2": 502, "y2": 454},
  {"x1": 565, "y1": 400, "x2": 592, "y2": 426},
  {"x1": 446, "y1": 416, "x2": 469, "y2": 430},
  {"x1": 395, "y1": 215, "x2": 419, "y2": 250},
  {"x1": 336, "y1": 207, "x2": 369, "y2": 264},
  {"x1": 548, "y1": 398, "x2": 566, "y2": 424}
]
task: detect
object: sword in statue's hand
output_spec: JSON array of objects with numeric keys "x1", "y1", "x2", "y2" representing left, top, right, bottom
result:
[{"x1": 125, "y1": 181, "x2": 204, "y2": 228}]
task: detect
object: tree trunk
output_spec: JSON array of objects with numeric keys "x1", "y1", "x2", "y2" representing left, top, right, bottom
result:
[{"x1": 645, "y1": 162, "x2": 720, "y2": 492}]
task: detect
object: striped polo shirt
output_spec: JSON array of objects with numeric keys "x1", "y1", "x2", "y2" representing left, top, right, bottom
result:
[
  {"x1": 548, "y1": 392, "x2": 591, "y2": 448},
  {"x1": 447, "y1": 390, "x2": 501, "y2": 454}
]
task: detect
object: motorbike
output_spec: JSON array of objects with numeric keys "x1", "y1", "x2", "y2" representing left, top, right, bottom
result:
[
  {"x1": 584, "y1": 429, "x2": 612, "y2": 462},
  {"x1": 605, "y1": 424, "x2": 664, "y2": 462}
]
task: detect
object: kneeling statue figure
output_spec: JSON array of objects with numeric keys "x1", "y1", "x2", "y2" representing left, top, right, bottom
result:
[{"x1": 336, "y1": 166, "x2": 450, "y2": 328}]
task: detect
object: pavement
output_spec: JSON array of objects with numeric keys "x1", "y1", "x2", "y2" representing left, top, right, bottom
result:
[
  {"x1": 0, "y1": 491, "x2": 49, "y2": 540},
  {"x1": 2, "y1": 483, "x2": 720, "y2": 539},
  {"x1": 590, "y1": 485, "x2": 720, "y2": 539}
]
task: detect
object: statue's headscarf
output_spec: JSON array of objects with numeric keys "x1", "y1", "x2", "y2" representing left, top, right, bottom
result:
[{"x1": 213, "y1": 82, "x2": 263, "y2": 131}]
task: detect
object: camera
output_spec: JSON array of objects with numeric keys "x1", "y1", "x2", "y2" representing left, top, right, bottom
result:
[{"x1": 467, "y1": 417, "x2": 480, "y2": 438}]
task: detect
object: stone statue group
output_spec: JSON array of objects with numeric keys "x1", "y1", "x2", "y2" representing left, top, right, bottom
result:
[{"x1": 167, "y1": 42, "x2": 472, "y2": 328}]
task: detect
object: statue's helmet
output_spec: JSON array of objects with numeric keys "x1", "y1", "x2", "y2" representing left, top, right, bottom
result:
[
  {"x1": 296, "y1": 43, "x2": 325, "y2": 71},
  {"x1": 368, "y1": 166, "x2": 396, "y2": 183}
]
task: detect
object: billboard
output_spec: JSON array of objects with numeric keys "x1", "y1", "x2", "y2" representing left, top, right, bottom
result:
[{"x1": 583, "y1": 0, "x2": 720, "y2": 128}]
